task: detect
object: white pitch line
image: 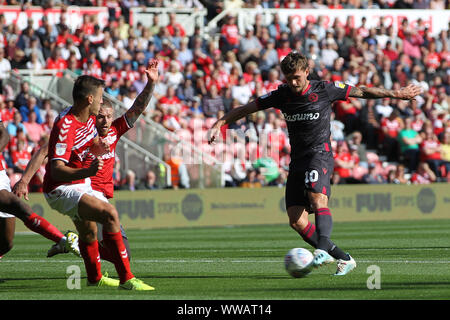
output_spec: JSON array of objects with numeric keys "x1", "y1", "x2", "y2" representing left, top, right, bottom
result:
[{"x1": 1, "y1": 259, "x2": 450, "y2": 264}]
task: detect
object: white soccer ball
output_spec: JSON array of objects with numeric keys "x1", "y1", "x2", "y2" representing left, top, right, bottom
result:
[{"x1": 284, "y1": 248, "x2": 314, "y2": 278}]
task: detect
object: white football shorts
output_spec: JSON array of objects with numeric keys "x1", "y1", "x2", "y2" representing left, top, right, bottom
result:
[
  {"x1": 0, "y1": 170, "x2": 15, "y2": 218},
  {"x1": 44, "y1": 178, "x2": 95, "y2": 221}
]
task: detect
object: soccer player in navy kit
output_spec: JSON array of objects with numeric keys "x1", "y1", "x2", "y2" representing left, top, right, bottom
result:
[{"x1": 208, "y1": 52, "x2": 421, "y2": 275}]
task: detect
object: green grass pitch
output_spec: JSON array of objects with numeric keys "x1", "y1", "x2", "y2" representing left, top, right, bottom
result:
[{"x1": 1, "y1": 219, "x2": 449, "y2": 300}]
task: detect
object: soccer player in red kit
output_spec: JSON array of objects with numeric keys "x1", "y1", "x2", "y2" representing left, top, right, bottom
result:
[
  {"x1": 208, "y1": 52, "x2": 421, "y2": 276},
  {"x1": 0, "y1": 114, "x2": 80, "y2": 259},
  {"x1": 37, "y1": 75, "x2": 153, "y2": 290},
  {"x1": 14, "y1": 61, "x2": 160, "y2": 266}
]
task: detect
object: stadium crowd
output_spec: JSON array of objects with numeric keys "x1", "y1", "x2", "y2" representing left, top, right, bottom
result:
[{"x1": 0, "y1": 0, "x2": 450, "y2": 192}]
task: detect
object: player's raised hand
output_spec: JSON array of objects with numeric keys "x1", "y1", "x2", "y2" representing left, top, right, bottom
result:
[
  {"x1": 207, "y1": 120, "x2": 223, "y2": 145},
  {"x1": 145, "y1": 59, "x2": 159, "y2": 84},
  {"x1": 12, "y1": 180, "x2": 30, "y2": 201},
  {"x1": 397, "y1": 84, "x2": 422, "y2": 100}
]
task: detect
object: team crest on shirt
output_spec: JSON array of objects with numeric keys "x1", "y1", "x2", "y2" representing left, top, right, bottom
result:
[
  {"x1": 102, "y1": 134, "x2": 117, "y2": 145},
  {"x1": 55, "y1": 143, "x2": 67, "y2": 156},
  {"x1": 334, "y1": 81, "x2": 346, "y2": 89},
  {"x1": 308, "y1": 93, "x2": 318, "y2": 102}
]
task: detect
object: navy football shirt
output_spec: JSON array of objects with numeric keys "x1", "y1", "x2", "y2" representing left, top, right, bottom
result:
[{"x1": 256, "y1": 80, "x2": 352, "y2": 159}]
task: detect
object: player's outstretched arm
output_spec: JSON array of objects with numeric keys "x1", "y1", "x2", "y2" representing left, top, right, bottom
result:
[
  {"x1": 125, "y1": 59, "x2": 159, "y2": 126},
  {"x1": 0, "y1": 123, "x2": 10, "y2": 153},
  {"x1": 208, "y1": 100, "x2": 259, "y2": 144},
  {"x1": 348, "y1": 84, "x2": 422, "y2": 100},
  {"x1": 12, "y1": 142, "x2": 49, "y2": 200}
]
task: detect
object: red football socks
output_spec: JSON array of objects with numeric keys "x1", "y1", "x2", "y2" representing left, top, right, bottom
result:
[
  {"x1": 79, "y1": 240, "x2": 102, "y2": 283},
  {"x1": 23, "y1": 213, "x2": 64, "y2": 243},
  {"x1": 102, "y1": 231, "x2": 134, "y2": 284}
]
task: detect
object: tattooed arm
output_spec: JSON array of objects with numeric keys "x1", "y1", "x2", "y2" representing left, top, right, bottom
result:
[
  {"x1": 349, "y1": 84, "x2": 422, "y2": 100},
  {"x1": 125, "y1": 59, "x2": 159, "y2": 126}
]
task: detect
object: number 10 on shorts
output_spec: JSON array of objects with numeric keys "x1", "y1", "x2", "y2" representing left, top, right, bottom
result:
[{"x1": 305, "y1": 170, "x2": 319, "y2": 184}]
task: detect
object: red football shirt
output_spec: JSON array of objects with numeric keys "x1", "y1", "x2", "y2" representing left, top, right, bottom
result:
[
  {"x1": 43, "y1": 107, "x2": 97, "y2": 193},
  {"x1": 89, "y1": 115, "x2": 131, "y2": 198}
]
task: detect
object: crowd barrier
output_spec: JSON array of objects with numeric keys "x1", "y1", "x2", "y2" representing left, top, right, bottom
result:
[{"x1": 14, "y1": 183, "x2": 450, "y2": 232}]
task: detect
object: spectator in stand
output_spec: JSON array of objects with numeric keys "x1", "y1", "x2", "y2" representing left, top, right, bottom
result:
[
  {"x1": 166, "y1": 12, "x2": 186, "y2": 38},
  {"x1": 268, "y1": 13, "x2": 287, "y2": 41},
  {"x1": 26, "y1": 52, "x2": 43, "y2": 71},
  {"x1": 7, "y1": 111, "x2": 27, "y2": 138},
  {"x1": 0, "y1": 47, "x2": 11, "y2": 92},
  {"x1": 164, "y1": 149, "x2": 190, "y2": 189},
  {"x1": 330, "y1": 112, "x2": 345, "y2": 142},
  {"x1": 137, "y1": 170, "x2": 160, "y2": 190},
  {"x1": 120, "y1": 169, "x2": 138, "y2": 191},
  {"x1": 202, "y1": 84, "x2": 225, "y2": 118},
  {"x1": 41, "y1": 111, "x2": 55, "y2": 136},
  {"x1": 240, "y1": 168, "x2": 262, "y2": 188},
  {"x1": 231, "y1": 76, "x2": 253, "y2": 105},
  {"x1": 122, "y1": 86, "x2": 138, "y2": 110},
  {"x1": 398, "y1": 117, "x2": 422, "y2": 172},
  {"x1": 334, "y1": 141, "x2": 356, "y2": 184},
  {"x1": 380, "y1": 110, "x2": 404, "y2": 161},
  {"x1": 39, "y1": 99, "x2": 58, "y2": 123},
  {"x1": 362, "y1": 163, "x2": 386, "y2": 184},
  {"x1": 162, "y1": 105, "x2": 182, "y2": 132},
  {"x1": 382, "y1": 41, "x2": 399, "y2": 62},
  {"x1": 158, "y1": 86, "x2": 183, "y2": 115},
  {"x1": 23, "y1": 110, "x2": 44, "y2": 145},
  {"x1": 165, "y1": 60, "x2": 184, "y2": 89},
  {"x1": 11, "y1": 140, "x2": 31, "y2": 174},
  {"x1": 402, "y1": 29, "x2": 424, "y2": 62},
  {"x1": 220, "y1": 15, "x2": 240, "y2": 53},
  {"x1": 259, "y1": 38, "x2": 279, "y2": 74},
  {"x1": 420, "y1": 129, "x2": 450, "y2": 178},
  {"x1": 238, "y1": 25, "x2": 262, "y2": 65},
  {"x1": 347, "y1": 131, "x2": 368, "y2": 168},
  {"x1": 46, "y1": 48, "x2": 67, "y2": 76},
  {"x1": 10, "y1": 49, "x2": 27, "y2": 70},
  {"x1": 440, "y1": 131, "x2": 450, "y2": 163},
  {"x1": 391, "y1": 164, "x2": 410, "y2": 184},
  {"x1": 106, "y1": 78, "x2": 121, "y2": 99},
  {"x1": 411, "y1": 161, "x2": 436, "y2": 184},
  {"x1": 178, "y1": 37, "x2": 193, "y2": 67},
  {"x1": 19, "y1": 96, "x2": 43, "y2": 124}
]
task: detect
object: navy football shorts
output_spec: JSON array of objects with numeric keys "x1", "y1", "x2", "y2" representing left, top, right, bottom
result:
[{"x1": 285, "y1": 151, "x2": 334, "y2": 210}]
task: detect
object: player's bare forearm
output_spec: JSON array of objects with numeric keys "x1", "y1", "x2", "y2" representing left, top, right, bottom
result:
[
  {"x1": 0, "y1": 123, "x2": 10, "y2": 152},
  {"x1": 208, "y1": 101, "x2": 259, "y2": 144},
  {"x1": 20, "y1": 142, "x2": 49, "y2": 184},
  {"x1": 51, "y1": 160, "x2": 96, "y2": 182},
  {"x1": 125, "y1": 82, "x2": 155, "y2": 125},
  {"x1": 219, "y1": 100, "x2": 259, "y2": 125},
  {"x1": 125, "y1": 59, "x2": 159, "y2": 125},
  {"x1": 349, "y1": 84, "x2": 422, "y2": 100}
]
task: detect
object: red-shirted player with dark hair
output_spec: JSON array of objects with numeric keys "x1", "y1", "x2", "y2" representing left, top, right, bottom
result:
[
  {"x1": 0, "y1": 114, "x2": 80, "y2": 260},
  {"x1": 14, "y1": 61, "x2": 159, "y2": 290}
]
